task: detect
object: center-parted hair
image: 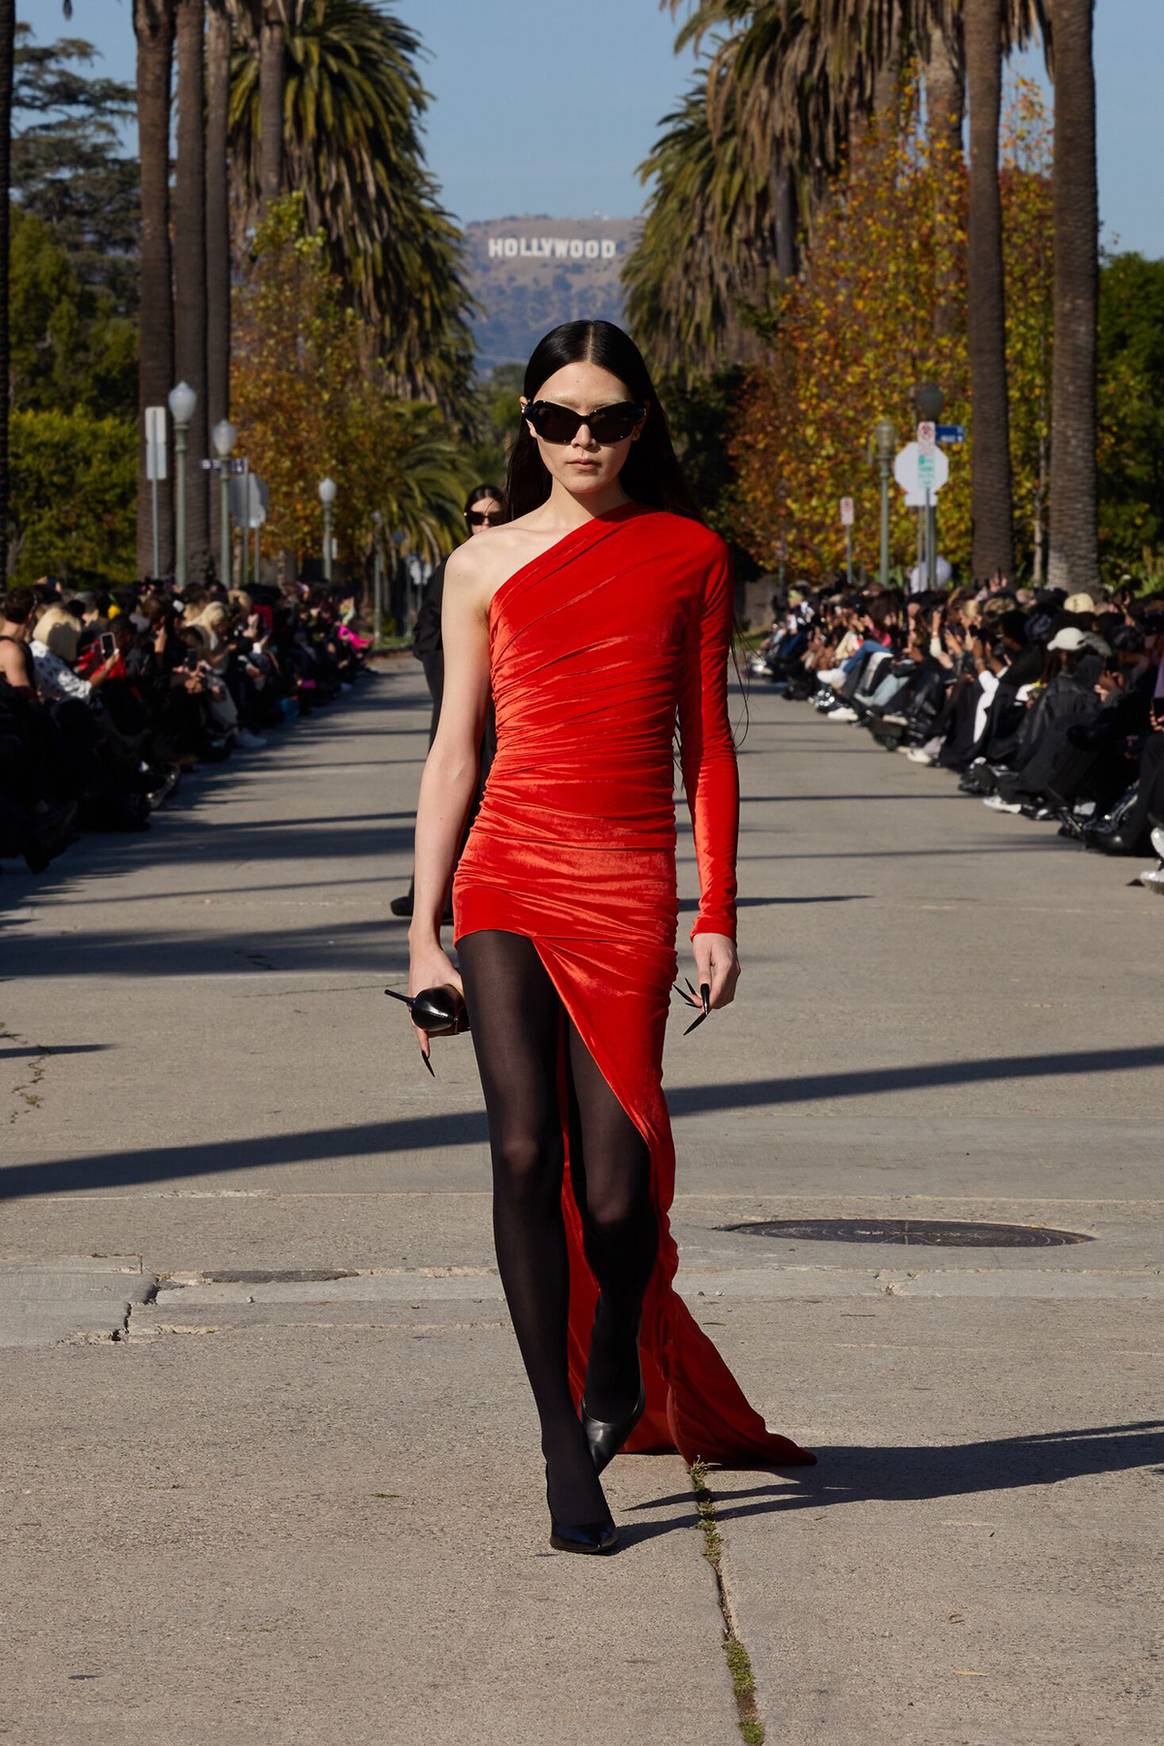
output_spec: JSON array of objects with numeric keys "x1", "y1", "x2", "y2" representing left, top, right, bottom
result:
[{"x1": 506, "y1": 320, "x2": 700, "y2": 522}]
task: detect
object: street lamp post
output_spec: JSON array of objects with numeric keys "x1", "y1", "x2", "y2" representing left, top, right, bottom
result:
[
  {"x1": 168, "y1": 381, "x2": 197, "y2": 589},
  {"x1": 371, "y1": 509, "x2": 384, "y2": 646},
  {"x1": 874, "y1": 418, "x2": 896, "y2": 592},
  {"x1": 212, "y1": 418, "x2": 237, "y2": 588},
  {"x1": 319, "y1": 476, "x2": 337, "y2": 582}
]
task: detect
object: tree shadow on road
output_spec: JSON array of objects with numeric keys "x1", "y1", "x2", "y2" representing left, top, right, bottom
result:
[{"x1": 7, "y1": 1042, "x2": 1164, "y2": 1198}]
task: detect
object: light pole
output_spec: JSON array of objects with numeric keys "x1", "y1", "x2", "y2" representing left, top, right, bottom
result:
[
  {"x1": 212, "y1": 418, "x2": 237, "y2": 588},
  {"x1": 874, "y1": 418, "x2": 896, "y2": 592},
  {"x1": 169, "y1": 381, "x2": 197, "y2": 589},
  {"x1": 371, "y1": 509, "x2": 384, "y2": 646},
  {"x1": 319, "y1": 476, "x2": 337, "y2": 582}
]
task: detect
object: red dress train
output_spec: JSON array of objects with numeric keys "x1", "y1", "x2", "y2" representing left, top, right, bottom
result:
[{"x1": 452, "y1": 501, "x2": 813, "y2": 1466}]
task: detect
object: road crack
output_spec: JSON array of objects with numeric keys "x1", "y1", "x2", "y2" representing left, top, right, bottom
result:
[{"x1": 690, "y1": 1459, "x2": 765, "y2": 1744}]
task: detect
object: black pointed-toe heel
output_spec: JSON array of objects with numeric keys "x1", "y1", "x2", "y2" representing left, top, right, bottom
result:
[
  {"x1": 544, "y1": 1462, "x2": 619, "y2": 1555},
  {"x1": 548, "y1": 1516, "x2": 620, "y2": 1555},
  {"x1": 581, "y1": 1375, "x2": 647, "y2": 1476}
]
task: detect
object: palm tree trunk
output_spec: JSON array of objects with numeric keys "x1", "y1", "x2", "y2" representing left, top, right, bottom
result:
[
  {"x1": 0, "y1": 0, "x2": 15, "y2": 578},
  {"x1": 965, "y1": 0, "x2": 1015, "y2": 580},
  {"x1": 925, "y1": 26, "x2": 965, "y2": 161},
  {"x1": 206, "y1": 3, "x2": 231, "y2": 568},
  {"x1": 175, "y1": 0, "x2": 210, "y2": 579},
  {"x1": 774, "y1": 161, "x2": 798, "y2": 281},
  {"x1": 259, "y1": 1, "x2": 284, "y2": 205},
  {"x1": 1047, "y1": 0, "x2": 1099, "y2": 591},
  {"x1": 926, "y1": 23, "x2": 965, "y2": 343},
  {"x1": 134, "y1": 0, "x2": 176, "y2": 580}
]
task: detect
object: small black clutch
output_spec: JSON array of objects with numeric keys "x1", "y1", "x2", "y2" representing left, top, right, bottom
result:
[{"x1": 384, "y1": 982, "x2": 470, "y2": 1036}]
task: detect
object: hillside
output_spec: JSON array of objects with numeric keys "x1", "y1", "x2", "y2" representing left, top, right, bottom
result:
[{"x1": 464, "y1": 216, "x2": 640, "y2": 374}]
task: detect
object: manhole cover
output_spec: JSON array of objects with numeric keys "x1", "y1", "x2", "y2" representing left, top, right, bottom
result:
[{"x1": 719, "y1": 1218, "x2": 1092, "y2": 1249}]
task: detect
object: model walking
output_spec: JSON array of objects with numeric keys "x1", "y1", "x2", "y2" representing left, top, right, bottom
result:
[{"x1": 407, "y1": 321, "x2": 812, "y2": 1555}]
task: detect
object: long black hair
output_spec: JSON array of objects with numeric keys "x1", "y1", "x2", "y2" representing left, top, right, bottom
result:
[
  {"x1": 505, "y1": 320, "x2": 700, "y2": 522},
  {"x1": 464, "y1": 482, "x2": 504, "y2": 514}
]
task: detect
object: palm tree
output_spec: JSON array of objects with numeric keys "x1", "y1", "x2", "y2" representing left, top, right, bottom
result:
[
  {"x1": 258, "y1": 0, "x2": 283, "y2": 204},
  {"x1": 174, "y1": 0, "x2": 209, "y2": 576},
  {"x1": 0, "y1": 0, "x2": 16, "y2": 577},
  {"x1": 133, "y1": 0, "x2": 176, "y2": 578},
  {"x1": 229, "y1": 0, "x2": 474, "y2": 414},
  {"x1": 965, "y1": 0, "x2": 1014, "y2": 578},
  {"x1": 1047, "y1": 0, "x2": 1098, "y2": 590},
  {"x1": 206, "y1": 1, "x2": 232, "y2": 554},
  {"x1": 623, "y1": 84, "x2": 780, "y2": 381}
]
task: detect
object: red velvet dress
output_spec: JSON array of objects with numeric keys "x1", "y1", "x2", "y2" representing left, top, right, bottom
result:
[{"x1": 452, "y1": 501, "x2": 812, "y2": 1466}]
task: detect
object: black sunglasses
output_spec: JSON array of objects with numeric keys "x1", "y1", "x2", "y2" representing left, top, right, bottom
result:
[
  {"x1": 466, "y1": 509, "x2": 503, "y2": 526},
  {"x1": 524, "y1": 399, "x2": 647, "y2": 446}
]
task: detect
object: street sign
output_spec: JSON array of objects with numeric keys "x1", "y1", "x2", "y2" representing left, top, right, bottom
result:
[
  {"x1": 917, "y1": 421, "x2": 937, "y2": 455},
  {"x1": 145, "y1": 406, "x2": 167, "y2": 482},
  {"x1": 894, "y1": 441, "x2": 949, "y2": 503},
  {"x1": 839, "y1": 496, "x2": 855, "y2": 527},
  {"x1": 936, "y1": 423, "x2": 966, "y2": 445},
  {"x1": 229, "y1": 473, "x2": 268, "y2": 528}
]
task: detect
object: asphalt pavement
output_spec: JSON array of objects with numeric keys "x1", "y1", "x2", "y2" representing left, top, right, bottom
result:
[{"x1": 1, "y1": 662, "x2": 1160, "y2": 1745}]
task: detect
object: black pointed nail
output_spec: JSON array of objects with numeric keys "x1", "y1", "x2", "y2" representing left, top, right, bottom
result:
[
  {"x1": 420, "y1": 1051, "x2": 435, "y2": 1077},
  {"x1": 699, "y1": 981, "x2": 711, "y2": 1015},
  {"x1": 683, "y1": 1010, "x2": 708, "y2": 1036}
]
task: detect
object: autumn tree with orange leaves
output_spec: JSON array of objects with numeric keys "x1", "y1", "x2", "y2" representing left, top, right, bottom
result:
[{"x1": 730, "y1": 80, "x2": 1055, "y2": 586}]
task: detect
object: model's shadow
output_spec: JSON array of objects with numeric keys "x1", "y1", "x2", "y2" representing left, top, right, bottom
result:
[{"x1": 617, "y1": 1419, "x2": 1164, "y2": 1548}]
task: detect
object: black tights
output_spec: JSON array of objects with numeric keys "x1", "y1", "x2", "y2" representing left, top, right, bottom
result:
[{"x1": 457, "y1": 929, "x2": 657, "y2": 1522}]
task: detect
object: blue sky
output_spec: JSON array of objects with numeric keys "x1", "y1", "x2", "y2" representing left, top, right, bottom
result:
[{"x1": 42, "y1": 0, "x2": 1163, "y2": 256}]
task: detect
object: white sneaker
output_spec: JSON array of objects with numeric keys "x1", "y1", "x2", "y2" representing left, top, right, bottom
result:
[
  {"x1": 905, "y1": 747, "x2": 936, "y2": 765},
  {"x1": 818, "y1": 667, "x2": 846, "y2": 685},
  {"x1": 983, "y1": 794, "x2": 1022, "y2": 813},
  {"x1": 1151, "y1": 826, "x2": 1164, "y2": 861},
  {"x1": 236, "y1": 728, "x2": 267, "y2": 750},
  {"x1": 827, "y1": 706, "x2": 859, "y2": 723}
]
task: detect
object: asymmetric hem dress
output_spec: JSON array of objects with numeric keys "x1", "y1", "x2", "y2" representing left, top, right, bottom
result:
[{"x1": 452, "y1": 501, "x2": 813, "y2": 1467}]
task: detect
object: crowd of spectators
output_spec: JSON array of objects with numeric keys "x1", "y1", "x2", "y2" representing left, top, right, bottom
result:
[
  {"x1": 751, "y1": 576, "x2": 1164, "y2": 895},
  {"x1": 0, "y1": 577, "x2": 371, "y2": 875}
]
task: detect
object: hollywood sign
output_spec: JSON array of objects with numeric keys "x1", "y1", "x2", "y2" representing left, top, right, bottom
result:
[{"x1": 487, "y1": 235, "x2": 619, "y2": 261}]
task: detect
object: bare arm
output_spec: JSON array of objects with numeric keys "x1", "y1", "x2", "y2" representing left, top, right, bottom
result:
[{"x1": 403, "y1": 546, "x2": 491, "y2": 1063}]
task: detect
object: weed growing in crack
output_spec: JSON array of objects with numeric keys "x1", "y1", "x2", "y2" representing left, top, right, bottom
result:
[{"x1": 690, "y1": 1459, "x2": 764, "y2": 1746}]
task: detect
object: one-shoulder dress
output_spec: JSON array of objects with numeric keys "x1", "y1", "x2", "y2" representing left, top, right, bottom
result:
[{"x1": 452, "y1": 501, "x2": 812, "y2": 1466}]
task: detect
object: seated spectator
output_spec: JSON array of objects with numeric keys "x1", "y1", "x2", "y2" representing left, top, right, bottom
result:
[
  {"x1": 1, "y1": 577, "x2": 369, "y2": 877},
  {"x1": 755, "y1": 576, "x2": 1164, "y2": 889}
]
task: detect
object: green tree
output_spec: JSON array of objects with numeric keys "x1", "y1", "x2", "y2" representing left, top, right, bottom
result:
[
  {"x1": 1096, "y1": 253, "x2": 1164, "y2": 573},
  {"x1": 11, "y1": 24, "x2": 138, "y2": 313},
  {"x1": 8, "y1": 208, "x2": 136, "y2": 417},
  {"x1": 229, "y1": 0, "x2": 476, "y2": 416},
  {"x1": 232, "y1": 196, "x2": 466, "y2": 567},
  {"x1": 8, "y1": 407, "x2": 137, "y2": 586}
]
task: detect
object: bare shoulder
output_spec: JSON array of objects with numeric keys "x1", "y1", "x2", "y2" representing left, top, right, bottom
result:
[{"x1": 445, "y1": 514, "x2": 579, "y2": 616}]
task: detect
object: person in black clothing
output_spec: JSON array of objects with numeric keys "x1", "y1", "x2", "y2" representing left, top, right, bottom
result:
[{"x1": 390, "y1": 483, "x2": 504, "y2": 920}]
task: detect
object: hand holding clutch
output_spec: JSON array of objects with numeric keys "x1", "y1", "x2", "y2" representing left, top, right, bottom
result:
[{"x1": 385, "y1": 983, "x2": 470, "y2": 1076}]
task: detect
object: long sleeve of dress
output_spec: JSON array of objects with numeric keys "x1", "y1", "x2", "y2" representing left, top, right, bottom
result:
[{"x1": 677, "y1": 541, "x2": 739, "y2": 943}]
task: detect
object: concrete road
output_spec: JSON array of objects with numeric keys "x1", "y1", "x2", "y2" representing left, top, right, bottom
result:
[{"x1": 1, "y1": 666, "x2": 1160, "y2": 1745}]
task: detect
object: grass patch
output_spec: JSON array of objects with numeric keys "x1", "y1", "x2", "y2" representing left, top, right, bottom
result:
[{"x1": 690, "y1": 1459, "x2": 764, "y2": 1745}]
